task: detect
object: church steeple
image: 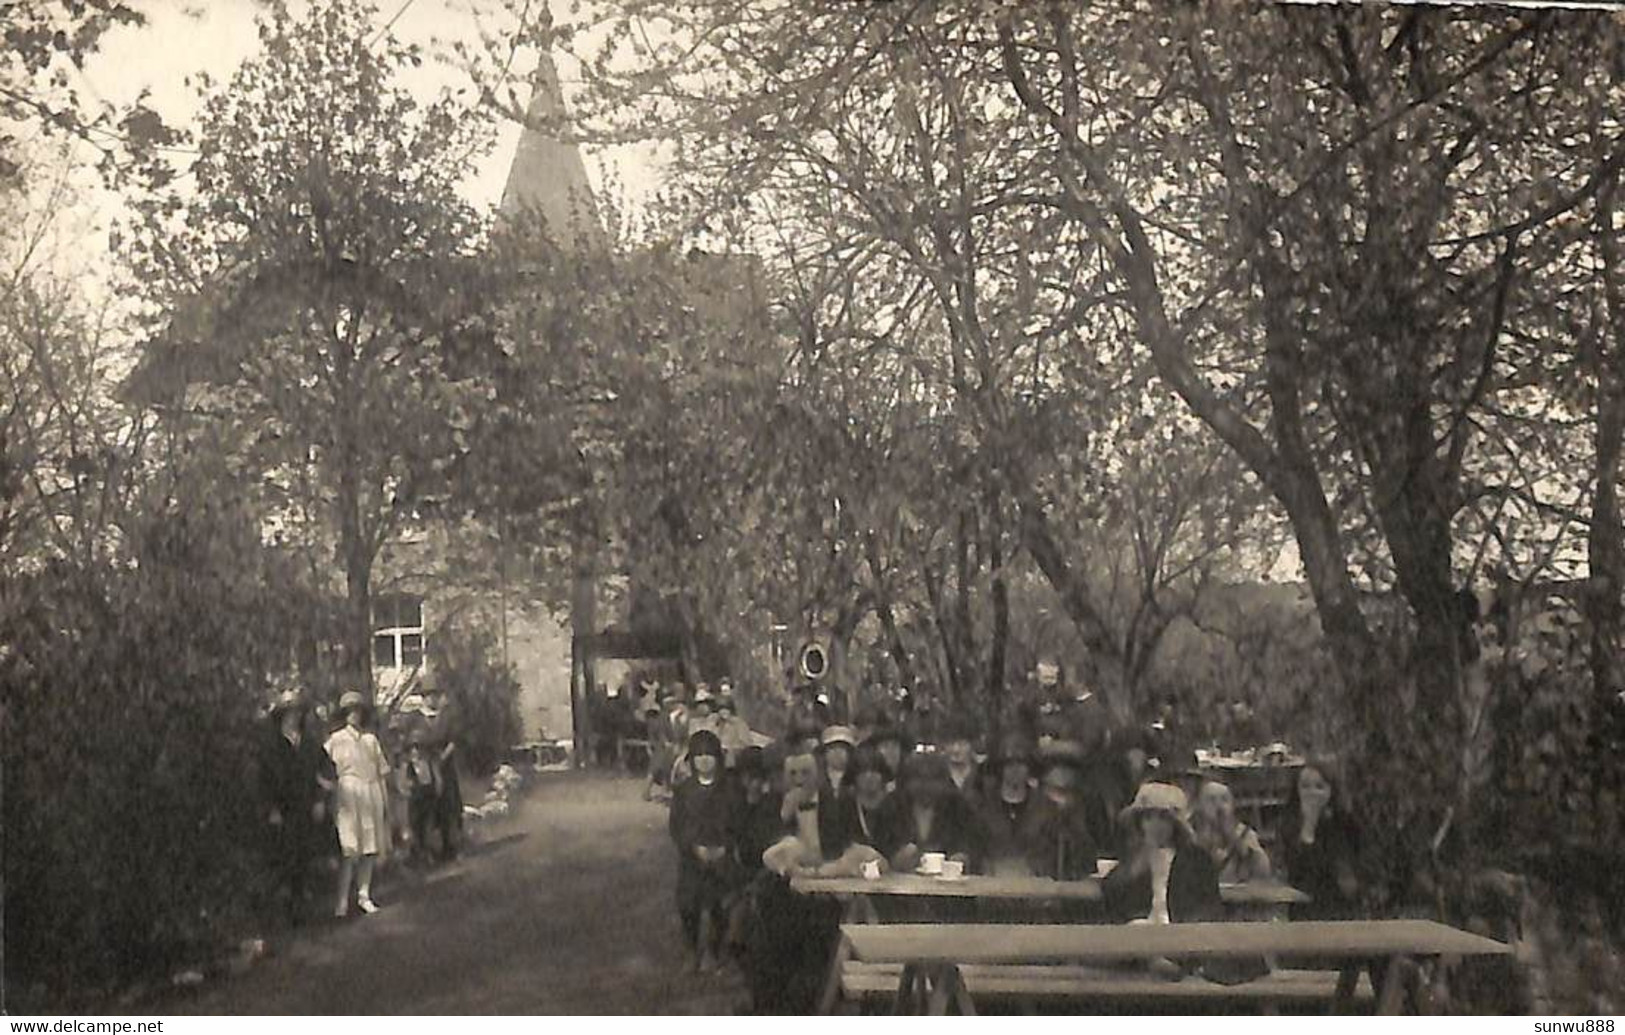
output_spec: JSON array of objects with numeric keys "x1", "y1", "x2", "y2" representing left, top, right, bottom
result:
[{"x1": 498, "y1": 50, "x2": 602, "y2": 250}]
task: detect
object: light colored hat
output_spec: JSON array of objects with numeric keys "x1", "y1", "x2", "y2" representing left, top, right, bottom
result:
[
  {"x1": 337, "y1": 690, "x2": 369, "y2": 714},
  {"x1": 820, "y1": 725, "x2": 857, "y2": 749},
  {"x1": 1120, "y1": 781, "x2": 1189, "y2": 822},
  {"x1": 694, "y1": 687, "x2": 716, "y2": 704}
]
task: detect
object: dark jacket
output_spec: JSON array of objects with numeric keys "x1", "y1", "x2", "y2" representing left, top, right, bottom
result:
[
  {"x1": 259, "y1": 724, "x2": 330, "y2": 827},
  {"x1": 978, "y1": 793, "x2": 1050, "y2": 876},
  {"x1": 1024, "y1": 797, "x2": 1100, "y2": 881},
  {"x1": 822, "y1": 772, "x2": 855, "y2": 805},
  {"x1": 781, "y1": 792, "x2": 855, "y2": 862},
  {"x1": 1279, "y1": 812, "x2": 1363, "y2": 920},
  {"x1": 669, "y1": 774, "x2": 737, "y2": 855},
  {"x1": 848, "y1": 797, "x2": 891, "y2": 851},
  {"x1": 1102, "y1": 842, "x2": 1223, "y2": 924},
  {"x1": 946, "y1": 761, "x2": 984, "y2": 810},
  {"x1": 875, "y1": 792, "x2": 984, "y2": 870},
  {"x1": 737, "y1": 790, "x2": 786, "y2": 873}
]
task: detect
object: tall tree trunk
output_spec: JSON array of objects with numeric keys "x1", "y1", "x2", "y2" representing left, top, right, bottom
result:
[
  {"x1": 572, "y1": 524, "x2": 600, "y2": 767},
  {"x1": 1018, "y1": 499, "x2": 1130, "y2": 720},
  {"x1": 986, "y1": 484, "x2": 1010, "y2": 731},
  {"x1": 921, "y1": 558, "x2": 964, "y2": 704},
  {"x1": 1590, "y1": 173, "x2": 1625, "y2": 711},
  {"x1": 336, "y1": 446, "x2": 373, "y2": 697},
  {"x1": 829, "y1": 602, "x2": 866, "y2": 724},
  {"x1": 954, "y1": 511, "x2": 976, "y2": 704}
]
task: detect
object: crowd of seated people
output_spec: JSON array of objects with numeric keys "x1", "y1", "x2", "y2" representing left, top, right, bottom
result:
[{"x1": 659, "y1": 698, "x2": 1367, "y2": 1013}]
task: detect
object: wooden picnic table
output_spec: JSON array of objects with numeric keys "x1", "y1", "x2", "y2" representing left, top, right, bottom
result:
[
  {"x1": 796, "y1": 872, "x2": 1308, "y2": 1013},
  {"x1": 838, "y1": 919, "x2": 1512, "y2": 1015},
  {"x1": 792, "y1": 872, "x2": 1309, "y2": 910}
]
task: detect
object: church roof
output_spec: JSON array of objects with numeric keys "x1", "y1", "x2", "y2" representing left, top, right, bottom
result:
[{"x1": 498, "y1": 51, "x2": 603, "y2": 251}]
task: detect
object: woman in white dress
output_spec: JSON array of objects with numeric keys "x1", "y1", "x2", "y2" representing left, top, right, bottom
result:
[{"x1": 325, "y1": 691, "x2": 392, "y2": 916}]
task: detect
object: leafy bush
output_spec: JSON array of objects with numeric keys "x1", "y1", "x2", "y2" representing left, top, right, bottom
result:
[
  {"x1": 1, "y1": 493, "x2": 311, "y2": 1006},
  {"x1": 426, "y1": 625, "x2": 522, "y2": 777}
]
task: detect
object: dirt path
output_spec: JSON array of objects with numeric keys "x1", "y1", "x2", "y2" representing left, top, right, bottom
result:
[{"x1": 167, "y1": 772, "x2": 745, "y2": 1014}]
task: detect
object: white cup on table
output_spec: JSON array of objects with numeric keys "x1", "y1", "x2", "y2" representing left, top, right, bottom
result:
[
  {"x1": 920, "y1": 851, "x2": 946, "y2": 875},
  {"x1": 861, "y1": 859, "x2": 882, "y2": 881},
  {"x1": 940, "y1": 859, "x2": 965, "y2": 880}
]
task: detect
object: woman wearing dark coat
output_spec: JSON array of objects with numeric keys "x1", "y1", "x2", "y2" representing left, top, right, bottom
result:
[
  {"x1": 1278, "y1": 760, "x2": 1366, "y2": 921},
  {"x1": 845, "y1": 745, "x2": 892, "y2": 850},
  {"x1": 876, "y1": 753, "x2": 984, "y2": 873},
  {"x1": 1101, "y1": 781, "x2": 1223, "y2": 925},
  {"x1": 978, "y1": 751, "x2": 1046, "y2": 876},
  {"x1": 1103, "y1": 781, "x2": 1270, "y2": 984},
  {"x1": 1025, "y1": 758, "x2": 1101, "y2": 881},
  {"x1": 421, "y1": 690, "x2": 463, "y2": 859},
  {"x1": 668, "y1": 730, "x2": 739, "y2": 973},
  {"x1": 257, "y1": 689, "x2": 335, "y2": 926}
]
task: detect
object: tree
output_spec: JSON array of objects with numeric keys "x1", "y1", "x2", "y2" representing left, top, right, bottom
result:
[
  {"x1": 987, "y1": 4, "x2": 1621, "y2": 856},
  {"x1": 124, "y1": 0, "x2": 497, "y2": 692},
  {"x1": 479, "y1": 1, "x2": 1278, "y2": 732},
  {"x1": 487, "y1": 1, "x2": 1625, "y2": 885},
  {"x1": 0, "y1": 1, "x2": 183, "y2": 187}
]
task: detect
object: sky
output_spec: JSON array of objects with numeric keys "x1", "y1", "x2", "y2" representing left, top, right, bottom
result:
[{"x1": 35, "y1": 0, "x2": 663, "y2": 280}]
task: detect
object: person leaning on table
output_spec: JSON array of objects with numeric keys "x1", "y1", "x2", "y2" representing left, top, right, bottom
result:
[
  {"x1": 876, "y1": 752, "x2": 983, "y2": 874},
  {"x1": 1103, "y1": 781, "x2": 1221, "y2": 924},
  {"x1": 1278, "y1": 757, "x2": 1365, "y2": 920},
  {"x1": 845, "y1": 743, "x2": 893, "y2": 850},
  {"x1": 1104, "y1": 781, "x2": 1271, "y2": 985},
  {"x1": 1025, "y1": 754, "x2": 1100, "y2": 881}
]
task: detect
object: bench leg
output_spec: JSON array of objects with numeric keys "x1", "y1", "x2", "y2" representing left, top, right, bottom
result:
[
  {"x1": 924, "y1": 964, "x2": 959, "y2": 1016},
  {"x1": 892, "y1": 964, "x2": 920, "y2": 1015},
  {"x1": 1334, "y1": 964, "x2": 1361, "y2": 1014},
  {"x1": 816, "y1": 933, "x2": 852, "y2": 1015},
  {"x1": 1376, "y1": 956, "x2": 1411, "y2": 1016},
  {"x1": 951, "y1": 968, "x2": 977, "y2": 1016}
]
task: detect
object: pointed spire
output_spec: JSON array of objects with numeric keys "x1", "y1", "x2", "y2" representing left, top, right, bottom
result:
[{"x1": 499, "y1": 51, "x2": 603, "y2": 251}]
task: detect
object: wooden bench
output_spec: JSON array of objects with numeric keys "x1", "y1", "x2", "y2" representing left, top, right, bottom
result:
[
  {"x1": 836, "y1": 920, "x2": 1511, "y2": 1015},
  {"x1": 840, "y1": 960, "x2": 1375, "y2": 1009}
]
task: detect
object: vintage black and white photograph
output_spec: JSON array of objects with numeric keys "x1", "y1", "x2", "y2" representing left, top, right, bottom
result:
[{"x1": 3, "y1": 0, "x2": 1623, "y2": 1019}]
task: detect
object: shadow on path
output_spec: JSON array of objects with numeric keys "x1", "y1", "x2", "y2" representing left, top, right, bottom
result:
[{"x1": 166, "y1": 772, "x2": 743, "y2": 1015}]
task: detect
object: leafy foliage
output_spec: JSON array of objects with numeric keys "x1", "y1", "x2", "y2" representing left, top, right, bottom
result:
[
  {"x1": 123, "y1": 0, "x2": 500, "y2": 690},
  {"x1": 425, "y1": 623, "x2": 523, "y2": 778}
]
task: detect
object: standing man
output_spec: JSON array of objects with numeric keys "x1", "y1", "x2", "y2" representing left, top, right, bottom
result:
[
  {"x1": 258, "y1": 688, "x2": 333, "y2": 927},
  {"x1": 423, "y1": 687, "x2": 464, "y2": 860}
]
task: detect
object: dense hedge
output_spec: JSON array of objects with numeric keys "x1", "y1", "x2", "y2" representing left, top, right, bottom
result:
[{"x1": 1, "y1": 498, "x2": 309, "y2": 1007}]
